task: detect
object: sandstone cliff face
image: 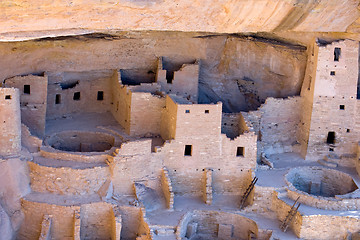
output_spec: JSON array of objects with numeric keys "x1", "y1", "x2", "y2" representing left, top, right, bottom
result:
[
  {"x1": 0, "y1": 0, "x2": 359, "y2": 41},
  {"x1": 0, "y1": 32, "x2": 307, "y2": 112}
]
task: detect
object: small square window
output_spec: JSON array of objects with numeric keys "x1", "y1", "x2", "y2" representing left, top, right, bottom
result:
[
  {"x1": 185, "y1": 110, "x2": 190, "y2": 113},
  {"x1": 346, "y1": 129, "x2": 350, "y2": 133},
  {"x1": 24, "y1": 85, "x2": 30, "y2": 94},
  {"x1": 184, "y1": 145, "x2": 192, "y2": 156},
  {"x1": 236, "y1": 147, "x2": 244, "y2": 157},
  {"x1": 97, "y1": 91, "x2": 104, "y2": 101},
  {"x1": 329, "y1": 148, "x2": 334, "y2": 152},
  {"x1": 339, "y1": 105, "x2": 345, "y2": 110},
  {"x1": 330, "y1": 71, "x2": 335, "y2": 76},
  {"x1": 205, "y1": 110, "x2": 209, "y2": 114},
  {"x1": 73, "y1": 92, "x2": 80, "y2": 101},
  {"x1": 55, "y1": 94, "x2": 61, "y2": 104},
  {"x1": 5, "y1": 95, "x2": 11, "y2": 100}
]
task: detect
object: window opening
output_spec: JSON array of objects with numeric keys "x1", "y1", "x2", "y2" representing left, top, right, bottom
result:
[
  {"x1": 339, "y1": 105, "x2": 345, "y2": 110},
  {"x1": 5, "y1": 95, "x2": 11, "y2": 100},
  {"x1": 24, "y1": 85, "x2": 30, "y2": 94},
  {"x1": 205, "y1": 110, "x2": 209, "y2": 114},
  {"x1": 184, "y1": 145, "x2": 192, "y2": 156},
  {"x1": 236, "y1": 147, "x2": 244, "y2": 157},
  {"x1": 73, "y1": 92, "x2": 80, "y2": 101},
  {"x1": 166, "y1": 71, "x2": 174, "y2": 84},
  {"x1": 97, "y1": 91, "x2": 104, "y2": 101},
  {"x1": 185, "y1": 110, "x2": 190, "y2": 113},
  {"x1": 330, "y1": 71, "x2": 335, "y2": 76}
]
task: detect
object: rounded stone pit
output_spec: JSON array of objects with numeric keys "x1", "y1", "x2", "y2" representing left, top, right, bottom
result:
[
  {"x1": 46, "y1": 131, "x2": 115, "y2": 153},
  {"x1": 285, "y1": 167, "x2": 360, "y2": 210}
]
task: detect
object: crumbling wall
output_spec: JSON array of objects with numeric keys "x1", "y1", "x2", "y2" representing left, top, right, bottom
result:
[
  {"x1": 157, "y1": 58, "x2": 199, "y2": 102},
  {"x1": 177, "y1": 210, "x2": 258, "y2": 240},
  {"x1": 80, "y1": 202, "x2": 114, "y2": 240},
  {"x1": 300, "y1": 215, "x2": 360, "y2": 240},
  {"x1": 46, "y1": 70, "x2": 113, "y2": 119},
  {"x1": 112, "y1": 139, "x2": 162, "y2": 195},
  {"x1": 4, "y1": 74, "x2": 48, "y2": 137},
  {"x1": 18, "y1": 199, "x2": 80, "y2": 240},
  {"x1": 221, "y1": 113, "x2": 240, "y2": 139},
  {"x1": 28, "y1": 161, "x2": 110, "y2": 195},
  {"x1": 259, "y1": 97, "x2": 302, "y2": 155},
  {"x1": 0, "y1": 88, "x2": 21, "y2": 156}
]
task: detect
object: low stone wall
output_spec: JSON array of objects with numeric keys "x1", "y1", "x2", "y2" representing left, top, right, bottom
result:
[
  {"x1": 161, "y1": 167, "x2": 174, "y2": 210},
  {"x1": 80, "y1": 202, "x2": 114, "y2": 239},
  {"x1": 18, "y1": 199, "x2": 80, "y2": 240},
  {"x1": 271, "y1": 193, "x2": 302, "y2": 237},
  {"x1": 300, "y1": 215, "x2": 360, "y2": 240},
  {"x1": 356, "y1": 142, "x2": 360, "y2": 177},
  {"x1": 285, "y1": 167, "x2": 359, "y2": 210},
  {"x1": 28, "y1": 161, "x2": 110, "y2": 195},
  {"x1": 176, "y1": 210, "x2": 259, "y2": 240},
  {"x1": 40, "y1": 146, "x2": 110, "y2": 163}
]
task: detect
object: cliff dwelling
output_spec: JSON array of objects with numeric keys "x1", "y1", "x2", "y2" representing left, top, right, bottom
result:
[{"x1": 0, "y1": 1, "x2": 360, "y2": 240}]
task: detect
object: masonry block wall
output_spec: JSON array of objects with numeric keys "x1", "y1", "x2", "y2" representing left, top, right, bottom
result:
[
  {"x1": 80, "y1": 202, "x2": 115, "y2": 240},
  {"x1": 28, "y1": 161, "x2": 110, "y2": 195},
  {"x1": 157, "y1": 57, "x2": 199, "y2": 102},
  {"x1": 128, "y1": 91, "x2": 165, "y2": 137},
  {"x1": 159, "y1": 96, "x2": 257, "y2": 195},
  {"x1": 4, "y1": 74, "x2": 48, "y2": 137},
  {"x1": 0, "y1": 88, "x2": 21, "y2": 156},
  {"x1": 18, "y1": 200, "x2": 80, "y2": 240},
  {"x1": 178, "y1": 211, "x2": 259, "y2": 240},
  {"x1": 46, "y1": 70, "x2": 113, "y2": 119},
  {"x1": 300, "y1": 40, "x2": 359, "y2": 161},
  {"x1": 259, "y1": 97, "x2": 302, "y2": 155},
  {"x1": 111, "y1": 70, "x2": 131, "y2": 134},
  {"x1": 112, "y1": 139, "x2": 163, "y2": 195}
]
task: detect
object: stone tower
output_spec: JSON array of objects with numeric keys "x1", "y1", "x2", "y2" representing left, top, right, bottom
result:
[
  {"x1": 0, "y1": 88, "x2": 21, "y2": 157},
  {"x1": 299, "y1": 39, "x2": 359, "y2": 163}
]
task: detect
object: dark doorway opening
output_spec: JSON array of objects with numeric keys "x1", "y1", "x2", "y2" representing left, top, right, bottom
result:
[
  {"x1": 97, "y1": 91, "x2": 104, "y2": 101},
  {"x1": 326, "y1": 131, "x2": 335, "y2": 144},
  {"x1": 55, "y1": 94, "x2": 61, "y2": 104},
  {"x1": 334, "y1": 47, "x2": 341, "y2": 62},
  {"x1": 166, "y1": 71, "x2": 174, "y2": 84},
  {"x1": 24, "y1": 85, "x2": 30, "y2": 94},
  {"x1": 184, "y1": 145, "x2": 192, "y2": 156}
]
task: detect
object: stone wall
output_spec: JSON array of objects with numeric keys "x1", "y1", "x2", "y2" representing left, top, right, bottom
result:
[
  {"x1": 221, "y1": 113, "x2": 240, "y2": 139},
  {"x1": 259, "y1": 97, "x2": 302, "y2": 155},
  {"x1": 46, "y1": 70, "x2": 113, "y2": 119},
  {"x1": 112, "y1": 139, "x2": 163, "y2": 195},
  {"x1": 160, "y1": 167, "x2": 174, "y2": 210},
  {"x1": 80, "y1": 202, "x2": 114, "y2": 240},
  {"x1": 129, "y1": 91, "x2": 165, "y2": 137},
  {"x1": 0, "y1": 88, "x2": 21, "y2": 156},
  {"x1": 18, "y1": 199, "x2": 80, "y2": 240},
  {"x1": 301, "y1": 40, "x2": 359, "y2": 161},
  {"x1": 28, "y1": 161, "x2": 110, "y2": 195},
  {"x1": 300, "y1": 215, "x2": 360, "y2": 240},
  {"x1": 4, "y1": 74, "x2": 48, "y2": 137},
  {"x1": 157, "y1": 58, "x2": 199, "y2": 102},
  {"x1": 160, "y1": 96, "x2": 178, "y2": 140},
  {"x1": 177, "y1": 210, "x2": 259, "y2": 240}
]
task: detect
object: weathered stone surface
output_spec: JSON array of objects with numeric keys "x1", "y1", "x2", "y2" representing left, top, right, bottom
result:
[{"x1": 0, "y1": 0, "x2": 359, "y2": 41}]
